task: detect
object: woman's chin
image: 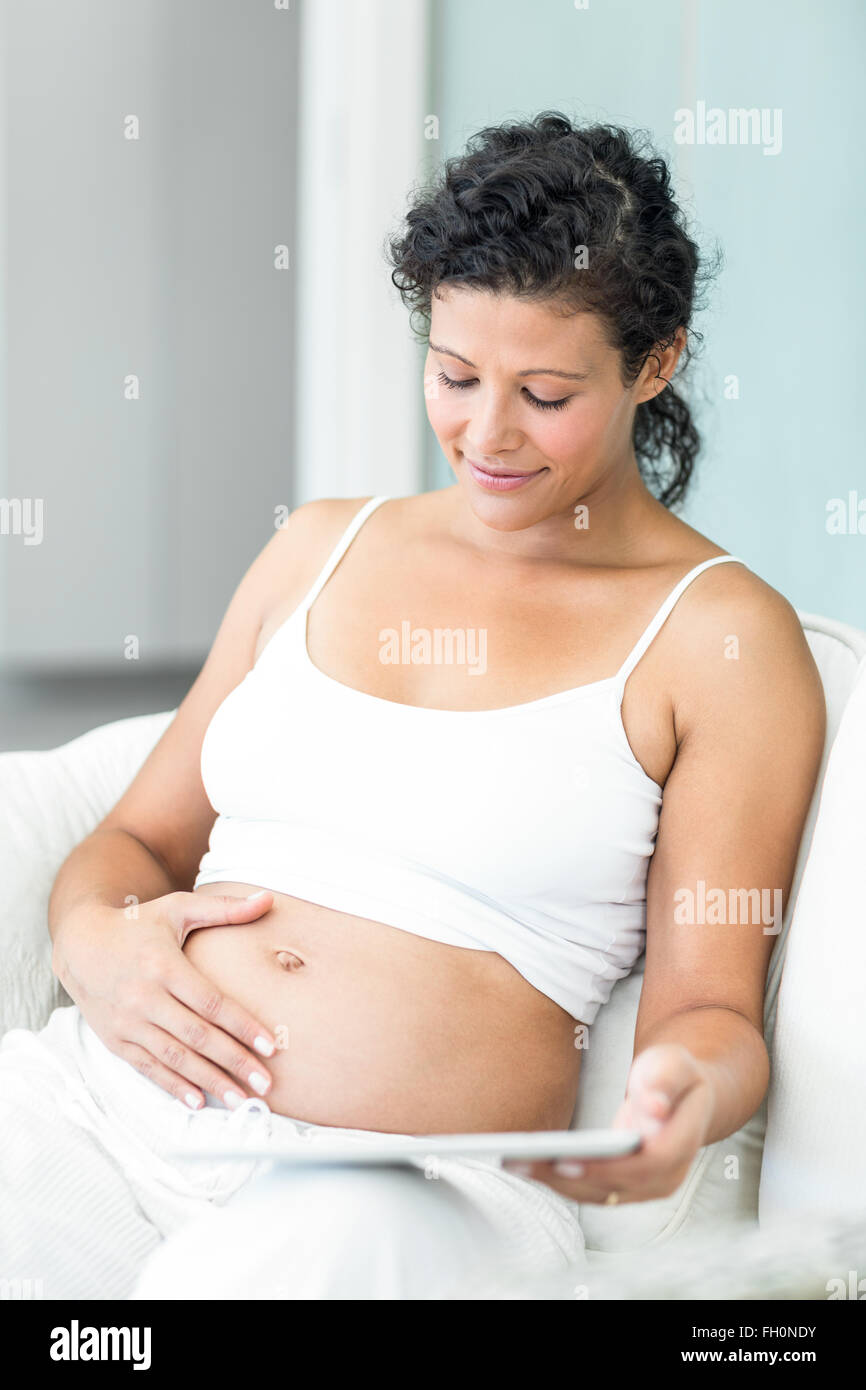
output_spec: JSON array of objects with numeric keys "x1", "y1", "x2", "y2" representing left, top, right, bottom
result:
[{"x1": 459, "y1": 477, "x2": 564, "y2": 533}]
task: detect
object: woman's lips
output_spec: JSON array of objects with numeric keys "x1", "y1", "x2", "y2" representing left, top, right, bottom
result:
[{"x1": 465, "y1": 456, "x2": 546, "y2": 492}]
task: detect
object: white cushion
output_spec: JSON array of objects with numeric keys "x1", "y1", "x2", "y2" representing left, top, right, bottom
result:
[
  {"x1": 759, "y1": 652, "x2": 866, "y2": 1222},
  {"x1": 0, "y1": 710, "x2": 174, "y2": 1034}
]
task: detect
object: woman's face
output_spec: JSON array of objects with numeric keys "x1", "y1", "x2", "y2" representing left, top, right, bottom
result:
[{"x1": 424, "y1": 286, "x2": 666, "y2": 532}]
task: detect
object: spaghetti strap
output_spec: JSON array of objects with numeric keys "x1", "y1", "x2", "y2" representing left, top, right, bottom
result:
[
  {"x1": 613, "y1": 554, "x2": 747, "y2": 691},
  {"x1": 298, "y1": 495, "x2": 390, "y2": 612}
]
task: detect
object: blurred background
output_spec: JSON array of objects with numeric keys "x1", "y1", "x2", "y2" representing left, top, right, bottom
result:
[{"x1": 1, "y1": 0, "x2": 863, "y2": 750}]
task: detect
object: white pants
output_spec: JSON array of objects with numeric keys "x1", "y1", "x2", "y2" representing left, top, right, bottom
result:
[{"x1": 0, "y1": 1006, "x2": 586, "y2": 1300}]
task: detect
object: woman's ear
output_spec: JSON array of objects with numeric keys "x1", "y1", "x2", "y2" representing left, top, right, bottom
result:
[{"x1": 634, "y1": 327, "x2": 687, "y2": 404}]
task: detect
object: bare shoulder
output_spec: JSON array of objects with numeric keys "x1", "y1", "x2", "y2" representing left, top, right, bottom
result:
[
  {"x1": 260, "y1": 495, "x2": 377, "y2": 605},
  {"x1": 667, "y1": 552, "x2": 826, "y2": 755},
  {"x1": 653, "y1": 510, "x2": 817, "y2": 682},
  {"x1": 673, "y1": 554, "x2": 818, "y2": 674},
  {"x1": 264, "y1": 490, "x2": 446, "y2": 603},
  {"x1": 277, "y1": 494, "x2": 377, "y2": 555}
]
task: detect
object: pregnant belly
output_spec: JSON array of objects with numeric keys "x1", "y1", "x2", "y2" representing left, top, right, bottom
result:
[{"x1": 186, "y1": 882, "x2": 582, "y2": 1134}]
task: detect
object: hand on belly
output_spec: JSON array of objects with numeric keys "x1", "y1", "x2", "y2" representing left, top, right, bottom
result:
[{"x1": 186, "y1": 882, "x2": 582, "y2": 1134}]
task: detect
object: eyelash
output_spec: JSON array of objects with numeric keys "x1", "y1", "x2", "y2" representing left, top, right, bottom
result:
[{"x1": 435, "y1": 370, "x2": 573, "y2": 412}]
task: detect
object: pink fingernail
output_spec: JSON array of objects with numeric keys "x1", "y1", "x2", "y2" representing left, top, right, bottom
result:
[
  {"x1": 223, "y1": 1090, "x2": 244, "y2": 1110},
  {"x1": 554, "y1": 1161, "x2": 585, "y2": 1177},
  {"x1": 504, "y1": 1162, "x2": 533, "y2": 1178},
  {"x1": 648, "y1": 1089, "x2": 672, "y2": 1112}
]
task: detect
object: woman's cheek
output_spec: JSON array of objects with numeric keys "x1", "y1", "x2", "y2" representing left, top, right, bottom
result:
[
  {"x1": 425, "y1": 393, "x2": 464, "y2": 449},
  {"x1": 562, "y1": 398, "x2": 625, "y2": 465},
  {"x1": 535, "y1": 405, "x2": 598, "y2": 466}
]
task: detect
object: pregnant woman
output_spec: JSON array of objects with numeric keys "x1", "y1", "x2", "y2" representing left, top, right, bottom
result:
[{"x1": 0, "y1": 113, "x2": 824, "y2": 1299}]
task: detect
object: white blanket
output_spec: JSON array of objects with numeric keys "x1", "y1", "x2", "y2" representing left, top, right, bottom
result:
[{"x1": 1, "y1": 1004, "x2": 586, "y2": 1299}]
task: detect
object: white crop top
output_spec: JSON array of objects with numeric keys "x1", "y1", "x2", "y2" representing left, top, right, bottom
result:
[{"x1": 194, "y1": 496, "x2": 746, "y2": 1023}]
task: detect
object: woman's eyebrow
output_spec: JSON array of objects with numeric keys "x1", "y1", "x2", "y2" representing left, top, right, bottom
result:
[{"x1": 429, "y1": 341, "x2": 593, "y2": 381}]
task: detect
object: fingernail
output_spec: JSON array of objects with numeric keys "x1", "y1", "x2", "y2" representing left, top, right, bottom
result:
[
  {"x1": 253, "y1": 1036, "x2": 275, "y2": 1057},
  {"x1": 246, "y1": 890, "x2": 268, "y2": 900},
  {"x1": 185, "y1": 1093, "x2": 203, "y2": 1110},
  {"x1": 554, "y1": 1161, "x2": 585, "y2": 1177},
  {"x1": 223, "y1": 1090, "x2": 244, "y2": 1109},
  {"x1": 248, "y1": 1072, "x2": 269, "y2": 1096},
  {"x1": 647, "y1": 1089, "x2": 672, "y2": 1112},
  {"x1": 504, "y1": 1162, "x2": 533, "y2": 1177}
]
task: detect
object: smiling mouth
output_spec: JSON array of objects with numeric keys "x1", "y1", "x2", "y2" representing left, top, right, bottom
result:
[{"x1": 464, "y1": 455, "x2": 547, "y2": 492}]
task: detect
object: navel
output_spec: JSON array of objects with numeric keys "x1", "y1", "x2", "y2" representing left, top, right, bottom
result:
[{"x1": 276, "y1": 949, "x2": 305, "y2": 971}]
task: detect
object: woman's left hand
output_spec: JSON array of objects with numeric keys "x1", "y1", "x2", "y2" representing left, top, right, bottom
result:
[{"x1": 502, "y1": 1043, "x2": 716, "y2": 1204}]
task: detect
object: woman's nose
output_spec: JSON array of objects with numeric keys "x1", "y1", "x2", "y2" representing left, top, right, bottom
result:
[{"x1": 463, "y1": 384, "x2": 523, "y2": 455}]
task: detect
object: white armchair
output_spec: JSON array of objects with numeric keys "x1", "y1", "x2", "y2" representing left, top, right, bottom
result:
[{"x1": 2, "y1": 609, "x2": 865, "y2": 1293}]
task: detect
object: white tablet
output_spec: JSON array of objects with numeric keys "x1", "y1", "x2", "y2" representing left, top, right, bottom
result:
[{"x1": 171, "y1": 1127, "x2": 642, "y2": 1166}]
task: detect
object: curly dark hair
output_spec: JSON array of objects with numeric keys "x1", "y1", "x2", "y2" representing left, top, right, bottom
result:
[{"x1": 386, "y1": 111, "x2": 719, "y2": 509}]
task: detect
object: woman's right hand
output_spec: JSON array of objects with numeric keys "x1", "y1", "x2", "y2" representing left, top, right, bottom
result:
[{"x1": 52, "y1": 890, "x2": 278, "y2": 1110}]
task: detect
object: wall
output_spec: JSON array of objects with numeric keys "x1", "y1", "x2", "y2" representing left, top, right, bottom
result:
[
  {"x1": 0, "y1": 0, "x2": 298, "y2": 671},
  {"x1": 424, "y1": 0, "x2": 866, "y2": 627}
]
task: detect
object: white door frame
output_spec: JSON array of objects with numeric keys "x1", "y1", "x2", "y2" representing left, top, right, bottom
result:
[{"x1": 293, "y1": 0, "x2": 430, "y2": 504}]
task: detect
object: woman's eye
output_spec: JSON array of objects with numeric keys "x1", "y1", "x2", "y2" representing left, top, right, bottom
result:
[
  {"x1": 437, "y1": 370, "x2": 474, "y2": 391},
  {"x1": 525, "y1": 391, "x2": 572, "y2": 412},
  {"x1": 436, "y1": 370, "x2": 572, "y2": 412}
]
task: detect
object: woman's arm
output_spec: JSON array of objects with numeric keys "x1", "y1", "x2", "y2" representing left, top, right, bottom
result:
[
  {"x1": 507, "y1": 567, "x2": 826, "y2": 1200},
  {"x1": 48, "y1": 498, "x2": 362, "y2": 1107}
]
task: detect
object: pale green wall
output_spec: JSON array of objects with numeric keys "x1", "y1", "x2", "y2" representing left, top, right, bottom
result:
[{"x1": 423, "y1": 0, "x2": 866, "y2": 627}]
